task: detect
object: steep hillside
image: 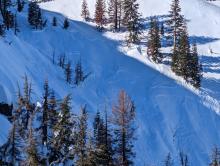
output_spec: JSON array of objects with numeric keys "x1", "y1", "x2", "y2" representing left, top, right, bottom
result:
[{"x1": 0, "y1": 0, "x2": 219, "y2": 165}]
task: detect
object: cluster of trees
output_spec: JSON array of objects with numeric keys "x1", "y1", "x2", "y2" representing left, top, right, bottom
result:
[
  {"x1": 146, "y1": 0, "x2": 202, "y2": 88},
  {"x1": 57, "y1": 54, "x2": 90, "y2": 85},
  {"x1": 81, "y1": 0, "x2": 142, "y2": 44},
  {"x1": 0, "y1": 78, "x2": 136, "y2": 165}
]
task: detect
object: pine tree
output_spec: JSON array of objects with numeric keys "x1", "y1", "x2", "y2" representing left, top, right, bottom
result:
[
  {"x1": 123, "y1": 0, "x2": 141, "y2": 44},
  {"x1": 51, "y1": 95, "x2": 75, "y2": 164},
  {"x1": 75, "y1": 106, "x2": 88, "y2": 166},
  {"x1": 164, "y1": 153, "x2": 173, "y2": 166},
  {"x1": 81, "y1": 0, "x2": 90, "y2": 21},
  {"x1": 28, "y1": 1, "x2": 43, "y2": 29},
  {"x1": 1, "y1": 122, "x2": 23, "y2": 165},
  {"x1": 108, "y1": 0, "x2": 122, "y2": 31},
  {"x1": 14, "y1": 14, "x2": 19, "y2": 35},
  {"x1": 0, "y1": 0, "x2": 12, "y2": 25},
  {"x1": 95, "y1": 0, "x2": 106, "y2": 30},
  {"x1": 179, "y1": 152, "x2": 189, "y2": 166},
  {"x1": 210, "y1": 147, "x2": 220, "y2": 166},
  {"x1": 74, "y1": 59, "x2": 85, "y2": 86},
  {"x1": 52, "y1": 16, "x2": 57, "y2": 26},
  {"x1": 26, "y1": 127, "x2": 40, "y2": 166},
  {"x1": 166, "y1": 0, "x2": 184, "y2": 47},
  {"x1": 63, "y1": 18, "x2": 69, "y2": 29},
  {"x1": 147, "y1": 18, "x2": 162, "y2": 63},
  {"x1": 65, "y1": 61, "x2": 72, "y2": 84},
  {"x1": 4, "y1": 10, "x2": 14, "y2": 30},
  {"x1": 112, "y1": 90, "x2": 136, "y2": 166},
  {"x1": 17, "y1": 0, "x2": 24, "y2": 12},
  {"x1": 189, "y1": 43, "x2": 202, "y2": 88}
]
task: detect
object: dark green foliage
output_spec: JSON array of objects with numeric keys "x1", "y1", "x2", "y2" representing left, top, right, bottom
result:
[
  {"x1": 147, "y1": 18, "x2": 162, "y2": 63},
  {"x1": 28, "y1": 1, "x2": 43, "y2": 29},
  {"x1": 75, "y1": 106, "x2": 88, "y2": 166},
  {"x1": 52, "y1": 16, "x2": 57, "y2": 26},
  {"x1": 123, "y1": 0, "x2": 141, "y2": 44},
  {"x1": 63, "y1": 18, "x2": 69, "y2": 29}
]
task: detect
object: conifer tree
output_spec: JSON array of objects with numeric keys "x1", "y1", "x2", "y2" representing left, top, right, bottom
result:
[
  {"x1": 123, "y1": 0, "x2": 141, "y2": 44},
  {"x1": 75, "y1": 106, "x2": 88, "y2": 166},
  {"x1": 14, "y1": 14, "x2": 19, "y2": 35},
  {"x1": 74, "y1": 59, "x2": 85, "y2": 86},
  {"x1": 108, "y1": 0, "x2": 122, "y2": 31},
  {"x1": 112, "y1": 90, "x2": 136, "y2": 166},
  {"x1": 166, "y1": 0, "x2": 184, "y2": 47},
  {"x1": 81, "y1": 0, "x2": 90, "y2": 21},
  {"x1": 210, "y1": 147, "x2": 220, "y2": 166},
  {"x1": 179, "y1": 152, "x2": 189, "y2": 166},
  {"x1": 26, "y1": 127, "x2": 40, "y2": 166},
  {"x1": 51, "y1": 95, "x2": 75, "y2": 164},
  {"x1": 65, "y1": 61, "x2": 72, "y2": 84},
  {"x1": 17, "y1": 0, "x2": 24, "y2": 12},
  {"x1": 52, "y1": 16, "x2": 57, "y2": 26},
  {"x1": 164, "y1": 153, "x2": 173, "y2": 166},
  {"x1": 95, "y1": 0, "x2": 106, "y2": 30},
  {"x1": 63, "y1": 18, "x2": 69, "y2": 29},
  {"x1": 189, "y1": 43, "x2": 202, "y2": 88},
  {"x1": 2, "y1": 122, "x2": 23, "y2": 165},
  {"x1": 28, "y1": 1, "x2": 43, "y2": 29},
  {"x1": 147, "y1": 18, "x2": 162, "y2": 63}
]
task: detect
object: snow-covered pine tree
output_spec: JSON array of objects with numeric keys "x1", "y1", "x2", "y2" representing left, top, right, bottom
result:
[
  {"x1": 0, "y1": 0, "x2": 12, "y2": 25},
  {"x1": 147, "y1": 18, "x2": 162, "y2": 63},
  {"x1": 189, "y1": 43, "x2": 202, "y2": 88},
  {"x1": 65, "y1": 61, "x2": 72, "y2": 84},
  {"x1": 52, "y1": 16, "x2": 57, "y2": 26},
  {"x1": 51, "y1": 95, "x2": 75, "y2": 164},
  {"x1": 28, "y1": 1, "x2": 43, "y2": 29},
  {"x1": 81, "y1": 0, "x2": 90, "y2": 21},
  {"x1": 75, "y1": 106, "x2": 88, "y2": 166},
  {"x1": 95, "y1": 0, "x2": 106, "y2": 30},
  {"x1": 123, "y1": 0, "x2": 141, "y2": 44},
  {"x1": 63, "y1": 18, "x2": 69, "y2": 29},
  {"x1": 4, "y1": 10, "x2": 14, "y2": 30},
  {"x1": 112, "y1": 90, "x2": 136, "y2": 165}
]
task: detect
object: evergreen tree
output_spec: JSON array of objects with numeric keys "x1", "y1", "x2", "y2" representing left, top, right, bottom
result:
[
  {"x1": 4, "y1": 10, "x2": 14, "y2": 30},
  {"x1": 95, "y1": 0, "x2": 106, "y2": 30},
  {"x1": 147, "y1": 18, "x2": 162, "y2": 63},
  {"x1": 179, "y1": 152, "x2": 189, "y2": 166},
  {"x1": 51, "y1": 95, "x2": 75, "y2": 164},
  {"x1": 17, "y1": 0, "x2": 24, "y2": 12},
  {"x1": 14, "y1": 14, "x2": 19, "y2": 35},
  {"x1": 166, "y1": 0, "x2": 184, "y2": 47},
  {"x1": 0, "y1": 0, "x2": 12, "y2": 25},
  {"x1": 63, "y1": 18, "x2": 69, "y2": 29},
  {"x1": 28, "y1": 1, "x2": 43, "y2": 29},
  {"x1": 210, "y1": 147, "x2": 220, "y2": 166},
  {"x1": 108, "y1": 0, "x2": 122, "y2": 31},
  {"x1": 75, "y1": 106, "x2": 88, "y2": 166},
  {"x1": 26, "y1": 127, "x2": 41, "y2": 166},
  {"x1": 81, "y1": 0, "x2": 90, "y2": 21},
  {"x1": 164, "y1": 153, "x2": 173, "y2": 166},
  {"x1": 65, "y1": 61, "x2": 72, "y2": 84},
  {"x1": 189, "y1": 43, "x2": 202, "y2": 88},
  {"x1": 74, "y1": 59, "x2": 85, "y2": 86},
  {"x1": 160, "y1": 22, "x2": 164, "y2": 36},
  {"x1": 52, "y1": 16, "x2": 57, "y2": 26},
  {"x1": 123, "y1": 0, "x2": 141, "y2": 44},
  {"x1": 1, "y1": 122, "x2": 23, "y2": 165},
  {"x1": 112, "y1": 90, "x2": 136, "y2": 166}
]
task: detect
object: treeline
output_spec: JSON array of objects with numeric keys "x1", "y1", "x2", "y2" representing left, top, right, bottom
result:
[{"x1": 0, "y1": 77, "x2": 136, "y2": 165}]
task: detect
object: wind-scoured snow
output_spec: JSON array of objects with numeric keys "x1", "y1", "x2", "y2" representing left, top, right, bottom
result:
[{"x1": 0, "y1": 0, "x2": 219, "y2": 165}]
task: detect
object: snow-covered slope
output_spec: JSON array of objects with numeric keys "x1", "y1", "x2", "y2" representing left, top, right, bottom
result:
[{"x1": 0, "y1": 0, "x2": 220, "y2": 165}]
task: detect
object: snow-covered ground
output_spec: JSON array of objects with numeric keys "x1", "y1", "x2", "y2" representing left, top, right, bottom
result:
[{"x1": 0, "y1": 0, "x2": 220, "y2": 165}]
